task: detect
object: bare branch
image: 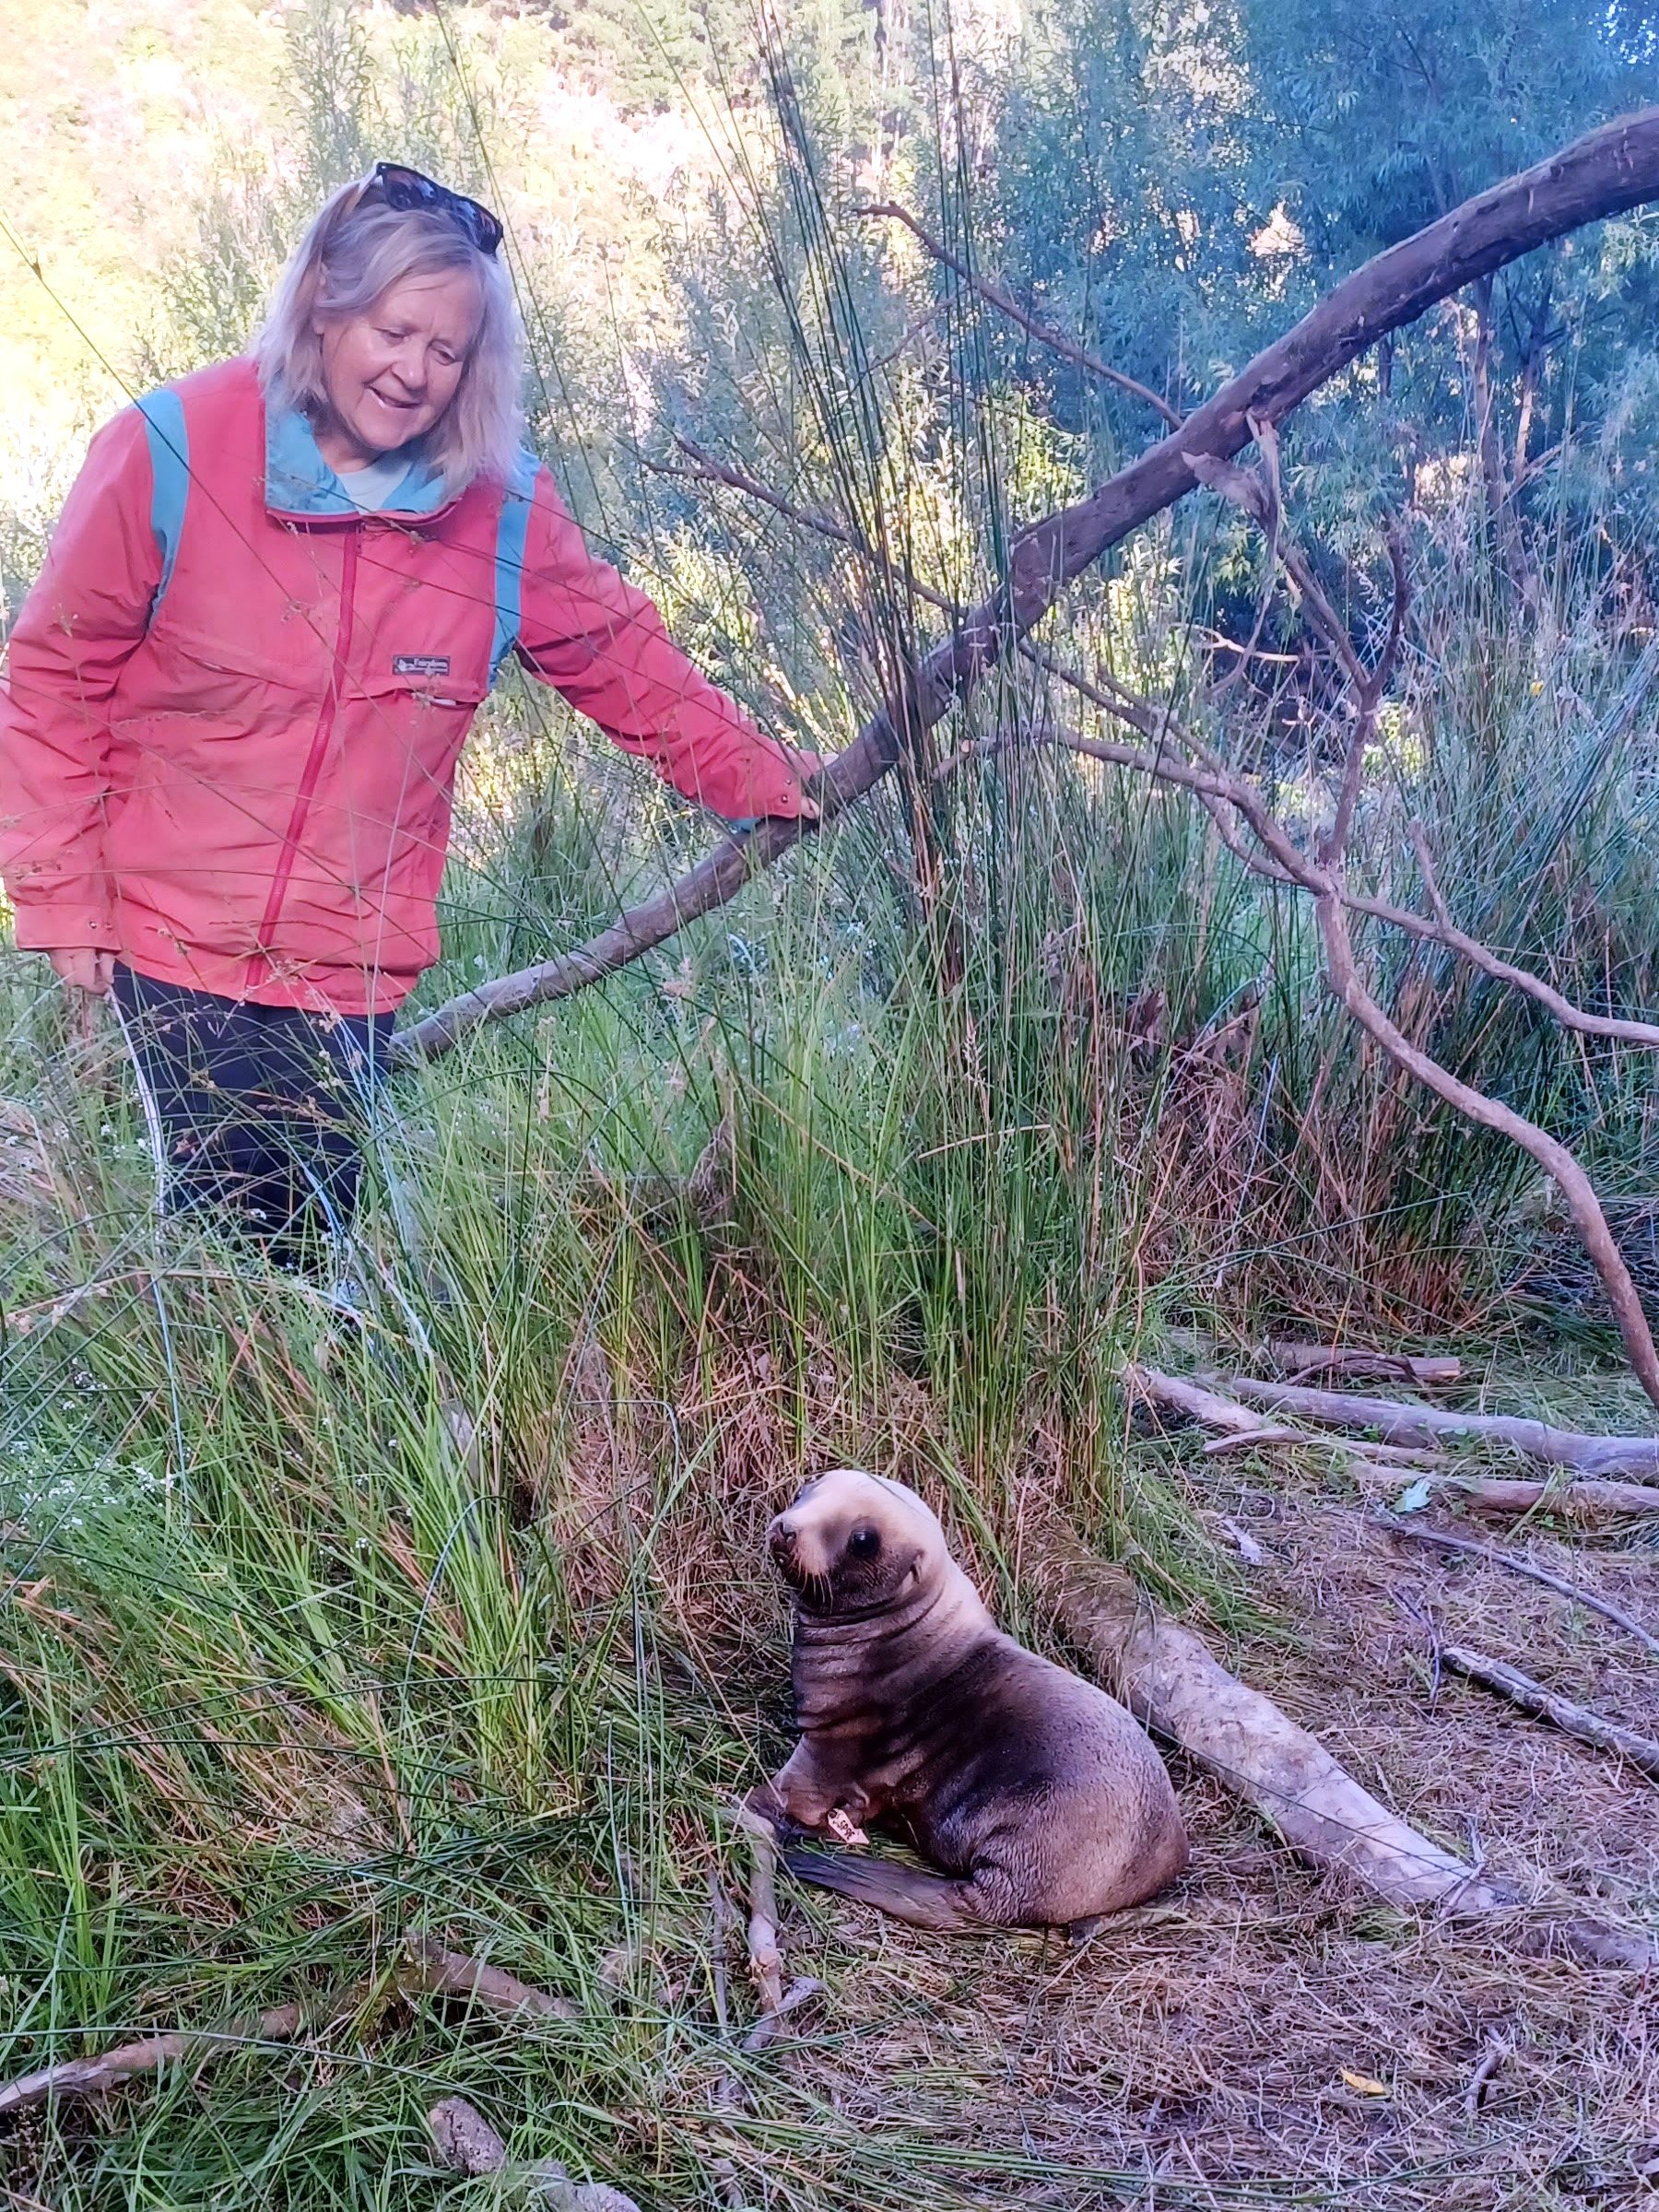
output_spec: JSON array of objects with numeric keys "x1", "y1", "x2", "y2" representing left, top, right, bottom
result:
[
  {"x1": 854, "y1": 199, "x2": 1184, "y2": 429},
  {"x1": 1435, "y1": 1644, "x2": 1659, "y2": 1778},
  {"x1": 1379, "y1": 1514, "x2": 1659, "y2": 1659},
  {"x1": 1318, "y1": 892, "x2": 1659, "y2": 1406},
  {"x1": 397, "y1": 111, "x2": 1659, "y2": 1084},
  {"x1": 1223, "y1": 1372, "x2": 1659, "y2": 1479}
]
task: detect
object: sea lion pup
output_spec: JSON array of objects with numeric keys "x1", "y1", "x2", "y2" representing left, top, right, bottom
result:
[{"x1": 752, "y1": 1467, "x2": 1188, "y2": 1933}]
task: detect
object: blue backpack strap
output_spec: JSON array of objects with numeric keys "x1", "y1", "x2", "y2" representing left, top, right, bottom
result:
[
  {"x1": 490, "y1": 449, "x2": 541, "y2": 679},
  {"x1": 135, "y1": 388, "x2": 189, "y2": 611}
]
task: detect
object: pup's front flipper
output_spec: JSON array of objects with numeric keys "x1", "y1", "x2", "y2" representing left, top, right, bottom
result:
[{"x1": 783, "y1": 1847, "x2": 1009, "y2": 1933}]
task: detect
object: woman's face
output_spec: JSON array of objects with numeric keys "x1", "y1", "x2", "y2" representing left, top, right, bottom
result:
[{"x1": 313, "y1": 265, "x2": 481, "y2": 470}]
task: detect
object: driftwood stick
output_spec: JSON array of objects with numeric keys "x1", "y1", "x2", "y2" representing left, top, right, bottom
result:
[
  {"x1": 401, "y1": 1934, "x2": 581, "y2": 2021},
  {"x1": 1436, "y1": 1644, "x2": 1659, "y2": 1780},
  {"x1": 1267, "y1": 1342, "x2": 1463, "y2": 1388},
  {"x1": 735, "y1": 1805, "x2": 785, "y2": 2018},
  {"x1": 1449, "y1": 1476, "x2": 1659, "y2": 1523},
  {"x1": 1222, "y1": 1374, "x2": 1659, "y2": 1479},
  {"x1": 0, "y1": 1938, "x2": 579, "y2": 2123},
  {"x1": 1030, "y1": 1519, "x2": 1656, "y2": 1970},
  {"x1": 394, "y1": 111, "x2": 1659, "y2": 1069},
  {"x1": 0, "y1": 1997, "x2": 320, "y2": 2120},
  {"x1": 1379, "y1": 1517, "x2": 1659, "y2": 1659},
  {"x1": 1124, "y1": 1363, "x2": 1272, "y2": 1437}
]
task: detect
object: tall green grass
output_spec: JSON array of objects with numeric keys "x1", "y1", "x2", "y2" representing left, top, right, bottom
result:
[{"x1": 5, "y1": 6, "x2": 1659, "y2": 2204}]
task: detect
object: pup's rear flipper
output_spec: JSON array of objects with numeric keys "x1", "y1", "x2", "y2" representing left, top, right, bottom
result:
[{"x1": 782, "y1": 1848, "x2": 986, "y2": 1932}]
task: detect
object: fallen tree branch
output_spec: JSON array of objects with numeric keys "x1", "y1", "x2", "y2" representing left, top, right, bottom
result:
[
  {"x1": 1434, "y1": 1644, "x2": 1659, "y2": 1780},
  {"x1": 1222, "y1": 1374, "x2": 1659, "y2": 1479},
  {"x1": 0, "y1": 1937, "x2": 579, "y2": 2122},
  {"x1": 1317, "y1": 890, "x2": 1659, "y2": 1409},
  {"x1": 1030, "y1": 1517, "x2": 1657, "y2": 1971},
  {"x1": 1265, "y1": 1342, "x2": 1462, "y2": 1389},
  {"x1": 401, "y1": 1934, "x2": 581, "y2": 2022},
  {"x1": 735, "y1": 1802, "x2": 785, "y2": 2018},
  {"x1": 1444, "y1": 1476, "x2": 1659, "y2": 1523},
  {"x1": 0, "y1": 1992, "x2": 354, "y2": 2120},
  {"x1": 393, "y1": 110, "x2": 1659, "y2": 1069},
  {"x1": 1379, "y1": 1515, "x2": 1659, "y2": 1659}
]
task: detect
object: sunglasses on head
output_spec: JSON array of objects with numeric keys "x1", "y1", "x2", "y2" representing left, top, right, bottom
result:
[{"x1": 347, "y1": 161, "x2": 503, "y2": 258}]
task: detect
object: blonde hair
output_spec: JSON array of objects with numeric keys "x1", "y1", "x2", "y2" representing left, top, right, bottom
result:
[{"x1": 256, "y1": 178, "x2": 524, "y2": 492}]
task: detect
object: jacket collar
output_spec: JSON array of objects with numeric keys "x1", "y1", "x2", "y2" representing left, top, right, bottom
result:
[{"x1": 265, "y1": 397, "x2": 456, "y2": 522}]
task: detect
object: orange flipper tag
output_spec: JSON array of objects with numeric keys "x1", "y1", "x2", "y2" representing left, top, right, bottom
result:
[{"x1": 825, "y1": 1807, "x2": 869, "y2": 1847}]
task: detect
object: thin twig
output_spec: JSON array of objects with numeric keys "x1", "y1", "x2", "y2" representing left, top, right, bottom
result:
[
  {"x1": 1436, "y1": 1643, "x2": 1659, "y2": 1778},
  {"x1": 1463, "y1": 2036, "x2": 1512, "y2": 2121},
  {"x1": 734, "y1": 1803, "x2": 785, "y2": 2018},
  {"x1": 1378, "y1": 1516, "x2": 1659, "y2": 1659},
  {"x1": 854, "y1": 199, "x2": 1184, "y2": 429}
]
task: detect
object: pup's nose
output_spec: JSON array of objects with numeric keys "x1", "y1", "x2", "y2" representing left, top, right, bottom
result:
[{"x1": 768, "y1": 1518, "x2": 798, "y2": 1564}]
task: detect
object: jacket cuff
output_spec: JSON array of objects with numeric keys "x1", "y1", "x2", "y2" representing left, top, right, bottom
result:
[{"x1": 8, "y1": 901, "x2": 119, "y2": 953}]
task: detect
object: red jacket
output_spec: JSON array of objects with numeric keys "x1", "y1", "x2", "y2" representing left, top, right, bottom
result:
[{"x1": 0, "y1": 358, "x2": 812, "y2": 1013}]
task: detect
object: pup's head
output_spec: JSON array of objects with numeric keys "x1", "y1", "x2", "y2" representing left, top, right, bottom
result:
[{"x1": 766, "y1": 1467, "x2": 945, "y2": 1616}]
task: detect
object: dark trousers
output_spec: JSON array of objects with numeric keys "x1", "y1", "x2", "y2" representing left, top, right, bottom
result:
[{"x1": 112, "y1": 964, "x2": 393, "y2": 1267}]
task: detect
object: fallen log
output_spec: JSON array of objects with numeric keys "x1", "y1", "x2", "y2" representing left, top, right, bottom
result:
[
  {"x1": 1221, "y1": 1375, "x2": 1659, "y2": 1479},
  {"x1": 1029, "y1": 1518, "x2": 1657, "y2": 1972},
  {"x1": 1451, "y1": 1477, "x2": 1659, "y2": 1524},
  {"x1": 1127, "y1": 1366, "x2": 1659, "y2": 1520},
  {"x1": 1435, "y1": 1645, "x2": 1659, "y2": 1781}
]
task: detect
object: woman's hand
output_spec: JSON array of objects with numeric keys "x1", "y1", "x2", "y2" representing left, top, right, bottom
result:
[
  {"x1": 793, "y1": 748, "x2": 825, "y2": 824},
  {"x1": 47, "y1": 947, "x2": 114, "y2": 994}
]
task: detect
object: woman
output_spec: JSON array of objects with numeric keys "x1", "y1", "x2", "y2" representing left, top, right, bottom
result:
[{"x1": 0, "y1": 163, "x2": 818, "y2": 1265}]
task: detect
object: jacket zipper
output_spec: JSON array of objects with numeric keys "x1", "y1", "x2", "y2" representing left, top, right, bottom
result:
[{"x1": 245, "y1": 527, "x2": 361, "y2": 990}]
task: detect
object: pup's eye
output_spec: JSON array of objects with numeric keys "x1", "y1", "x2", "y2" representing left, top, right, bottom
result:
[{"x1": 847, "y1": 1526, "x2": 881, "y2": 1559}]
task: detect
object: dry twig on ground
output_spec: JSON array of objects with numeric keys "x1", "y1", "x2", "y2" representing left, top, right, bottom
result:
[
  {"x1": 1378, "y1": 1517, "x2": 1659, "y2": 1659},
  {"x1": 0, "y1": 1937, "x2": 577, "y2": 2121},
  {"x1": 1433, "y1": 1644, "x2": 1659, "y2": 1780}
]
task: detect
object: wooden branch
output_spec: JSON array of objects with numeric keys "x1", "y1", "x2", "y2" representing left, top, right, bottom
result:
[
  {"x1": 1123, "y1": 1366, "x2": 1657, "y2": 1512},
  {"x1": 1379, "y1": 1515, "x2": 1659, "y2": 1659},
  {"x1": 1449, "y1": 1476, "x2": 1659, "y2": 1523},
  {"x1": 854, "y1": 199, "x2": 1185, "y2": 429},
  {"x1": 0, "y1": 1937, "x2": 579, "y2": 2123},
  {"x1": 0, "y1": 1996, "x2": 322, "y2": 2120},
  {"x1": 1220, "y1": 1376, "x2": 1659, "y2": 1481},
  {"x1": 401, "y1": 1935, "x2": 581, "y2": 2022},
  {"x1": 735, "y1": 1802, "x2": 785, "y2": 2018},
  {"x1": 394, "y1": 109, "x2": 1659, "y2": 1068},
  {"x1": 1266, "y1": 1341, "x2": 1462, "y2": 1388},
  {"x1": 1030, "y1": 1517, "x2": 1655, "y2": 1971},
  {"x1": 1435, "y1": 1644, "x2": 1659, "y2": 1779}
]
